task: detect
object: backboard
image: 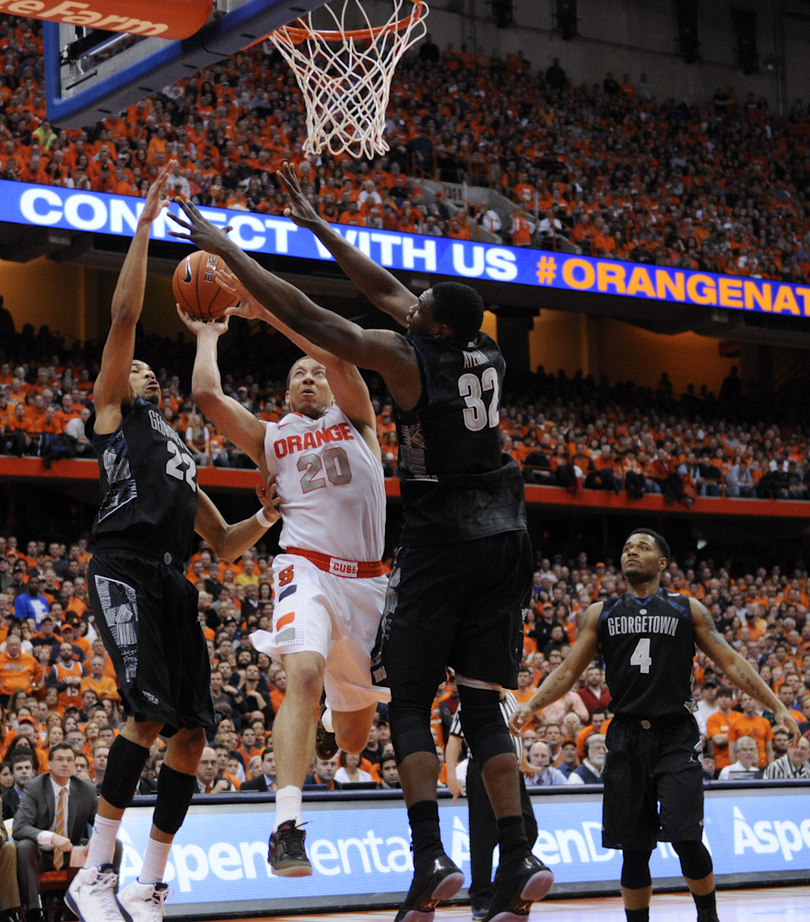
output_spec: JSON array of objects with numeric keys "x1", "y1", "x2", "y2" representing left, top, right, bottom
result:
[{"x1": 43, "y1": 0, "x2": 328, "y2": 128}]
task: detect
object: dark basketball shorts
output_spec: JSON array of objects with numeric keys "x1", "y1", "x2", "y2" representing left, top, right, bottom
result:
[
  {"x1": 372, "y1": 529, "x2": 533, "y2": 705},
  {"x1": 88, "y1": 547, "x2": 216, "y2": 737},
  {"x1": 602, "y1": 714, "x2": 705, "y2": 850}
]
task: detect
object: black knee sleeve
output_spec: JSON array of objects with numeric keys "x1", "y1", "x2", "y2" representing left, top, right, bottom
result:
[
  {"x1": 457, "y1": 685, "x2": 514, "y2": 766},
  {"x1": 672, "y1": 840, "x2": 713, "y2": 880},
  {"x1": 621, "y1": 850, "x2": 652, "y2": 890},
  {"x1": 100, "y1": 735, "x2": 151, "y2": 810},
  {"x1": 152, "y1": 765, "x2": 199, "y2": 835},
  {"x1": 389, "y1": 698, "x2": 436, "y2": 762}
]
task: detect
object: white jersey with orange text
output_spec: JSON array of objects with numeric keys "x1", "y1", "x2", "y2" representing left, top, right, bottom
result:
[{"x1": 264, "y1": 405, "x2": 385, "y2": 561}]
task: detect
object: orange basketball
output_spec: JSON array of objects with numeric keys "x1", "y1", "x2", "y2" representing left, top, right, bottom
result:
[{"x1": 172, "y1": 250, "x2": 240, "y2": 321}]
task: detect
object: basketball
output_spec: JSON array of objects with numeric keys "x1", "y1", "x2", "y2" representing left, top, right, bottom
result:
[{"x1": 172, "y1": 250, "x2": 240, "y2": 321}]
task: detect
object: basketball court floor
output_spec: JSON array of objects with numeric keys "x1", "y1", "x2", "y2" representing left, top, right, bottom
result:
[{"x1": 214, "y1": 887, "x2": 807, "y2": 922}]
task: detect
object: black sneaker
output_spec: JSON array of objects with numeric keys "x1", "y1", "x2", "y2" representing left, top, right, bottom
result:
[
  {"x1": 267, "y1": 820, "x2": 312, "y2": 877},
  {"x1": 697, "y1": 909, "x2": 720, "y2": 922},
  {"x1": 483, "y1": 855, "x2": 554, "y2": 922},
  {"x1": 394, "y1": 854, "x2": 464, "y2": 922},
  {"x1": 471, "y1": 906, "x2": 490, "y2": 921},
  {"x1": 315, "y1": 705, "x2": 338, "y2": 761}
]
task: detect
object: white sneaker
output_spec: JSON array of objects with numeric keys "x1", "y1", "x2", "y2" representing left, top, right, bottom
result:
[
  {"x1": 65, "y1": 864, "x2": 126, "y2": 922},
  {"x1": 118, "y1": 880, "x2": 170, "y2": 922}
]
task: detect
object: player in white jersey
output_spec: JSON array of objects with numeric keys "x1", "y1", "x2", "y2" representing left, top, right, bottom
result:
[{"x1": 178, "y1": 275, "x2": 388, "y2": 878}]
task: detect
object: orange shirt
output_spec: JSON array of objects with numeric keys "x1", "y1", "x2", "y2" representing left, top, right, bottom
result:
[
  {"x1": 706, "y1": 709, "x2": 741, "y2": 770},
  {"x1": 727, "y1": 713, "x2": 774, "y2": 767}
]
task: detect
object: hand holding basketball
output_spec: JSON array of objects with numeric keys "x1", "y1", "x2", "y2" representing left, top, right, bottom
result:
[
  {"x1": 175, "y1": 302, "x2": 229, "y2": 337},
  {"x1": 215, "y1": 267, "x2": 267, "y2": 322}
]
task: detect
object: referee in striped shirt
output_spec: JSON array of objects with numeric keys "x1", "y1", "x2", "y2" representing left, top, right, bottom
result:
[
  {"x1": 764, "y1": 736, "x2": 810, "y2": 779},
  {"x1": 446, "y1": 690, "x2": 538, "y2": 921}
]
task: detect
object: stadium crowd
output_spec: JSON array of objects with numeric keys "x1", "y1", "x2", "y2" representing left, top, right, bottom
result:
[
  {"x1": 1, "y1": 531, "x2": 810, "y2": 810},
  {"x1": 2, "y1": 17, "x2": 810, "y2": 276},
  {"x1": 3, "y1": 315, "x2": 810, "y2": 504}
]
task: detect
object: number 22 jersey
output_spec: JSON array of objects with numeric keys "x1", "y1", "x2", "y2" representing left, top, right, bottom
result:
[
  {"x1": 88, "y1": 397, "x2": 199, "y2": 562},
  {"x1": 264, "y1": 405, "x2": 385, "y2": 561}
]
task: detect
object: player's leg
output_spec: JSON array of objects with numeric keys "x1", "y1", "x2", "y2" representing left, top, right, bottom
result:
[
  {"x1": 380, "y1": 547, "x2": 465, "y2": 922},
  {"x1": 620, "y1": 850, "x2": 653, "y2": 921},
  {"x1": 332, "y1": 703, "x2": 379, "y2": 753},
  {"x1": 266, "y1": 649, "x2": 324, "y2": 877},
  {"x1": 118, "y1": 726, "x2": 206, "y2": 922},
  {"x1": 657, "y1": 719, "x2": 718, "y2": 922}
]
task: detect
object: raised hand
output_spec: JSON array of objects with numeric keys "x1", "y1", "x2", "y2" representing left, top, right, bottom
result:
[
  {"x1": 214, "y1": 267, "x2": 267, "y2": 322},
  {"x1": 175, "y1": 302, "x2": 230, "y2": 338},
  {"x1": 256, "y1": 475, "x2": 282, "y2": 524},
  {"x1": 277, "y1": 161, "x2": 324, "y2": 231},
  {"x1": 168, "y1": 198, "x2": 232, "y2": 255},
  {"x1": 140, "y1": 159, "x2": 177, "y2": 225}
]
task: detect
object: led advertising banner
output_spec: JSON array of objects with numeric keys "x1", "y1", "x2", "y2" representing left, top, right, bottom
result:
[
  {"x1": 115, "y1": 786, "x2": 810, "y2": 916},
  {"x1": 3, "y1": 179, "x2": 810, "y2": 318}
]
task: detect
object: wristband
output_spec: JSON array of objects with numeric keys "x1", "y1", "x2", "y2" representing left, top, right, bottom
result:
[{"x1": 256, "y1": 508, "x2": 273, "y2": 528}]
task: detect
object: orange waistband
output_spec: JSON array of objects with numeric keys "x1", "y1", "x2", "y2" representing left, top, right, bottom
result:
[{"x1": 285, "y1": 546, "x2": 385, "y2": 579}]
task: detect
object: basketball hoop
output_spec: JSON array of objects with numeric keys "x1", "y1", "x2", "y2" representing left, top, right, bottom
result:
[{"x1": 268, "y1": 0, "x2": 429, "y2": 159}]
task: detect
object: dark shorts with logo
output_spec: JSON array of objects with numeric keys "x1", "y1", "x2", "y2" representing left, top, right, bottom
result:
[
  {"x1": 374, "y1": 529, "x2": 532, "y2": 703},
  {"x1": 88, "y1": 546, "x2": 215, "y2": 737},
  {"x1": 603, "y1": 714, "x2": 704, "y2": 850}
]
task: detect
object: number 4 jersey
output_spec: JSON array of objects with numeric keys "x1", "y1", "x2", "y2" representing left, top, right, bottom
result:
[
  {"x1": 394, "y1": 333, "x2": 526, "y2": 547},
  {"x1": 264, "y1": 405, "x2": 385, "y2": 561},
  {"x1": 597, "y1": 589, "x2": 697, "y2": 719},
  {"x1": 88, "y1": 397, "x2": 200, "y2": 562}
]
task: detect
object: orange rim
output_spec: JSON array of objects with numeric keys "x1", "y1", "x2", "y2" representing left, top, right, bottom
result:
[{"x1": 276, "y1": 0, "x2": 425, "y2": 44}]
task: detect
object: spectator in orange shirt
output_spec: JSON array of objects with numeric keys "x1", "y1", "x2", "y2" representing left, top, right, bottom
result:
[{"x1": 727, "y1": 693, "x2": 774, "y2": 767}]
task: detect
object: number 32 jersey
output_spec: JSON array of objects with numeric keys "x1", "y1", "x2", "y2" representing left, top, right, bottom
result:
[
  {"x1": 89, "y1": 397, "x2": 199, "y2": 562},
  {"x1": 394, "y1": 332, "x2": 526, "y2": 547},
  {"x1": 264, "y1": 405, "x2": 385, "y2": 561},
  {"x1": 597, "y1": 589, "x2": 696, "y2": 719}
]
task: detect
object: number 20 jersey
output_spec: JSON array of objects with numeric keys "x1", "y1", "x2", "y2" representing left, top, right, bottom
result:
[
  {"x1": 597, "y1": 589, "x2": 696, "y2": 719},
  {"x1": 89, "y1": 397, "x2": 199, "y2": 562},
  {"x1": 264, "y1": 405, "x2": 385, "y2": 561},
  {"x1": 394, "y1": 332, "x2": 526, "y2": 547}
]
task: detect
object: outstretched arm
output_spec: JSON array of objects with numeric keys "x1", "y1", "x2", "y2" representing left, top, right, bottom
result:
[
  {"x1": 179, "y1": 309, "x2": 268, "y2": 471},
  {"x1": 195, "y1": 483, "x2": 279, "y2": 564},
  {"x1": 690, "y1": 598, "x2": 801, "y2": 742},
  {"x1": 277, "y1": 161, "x2": 416, "y2": 326},
  {"x1": 94, "y1": 162, "x2": 175, "y2": 433},
  {"x1": 508, "y1": 604, "x2": 602, "y2": 735},
  {"x1": 168, "y1": 200, "x2": 422, "y2": 410},
  {"x1": 215, "y1": 269, "x2": 378, "y2": 455}
]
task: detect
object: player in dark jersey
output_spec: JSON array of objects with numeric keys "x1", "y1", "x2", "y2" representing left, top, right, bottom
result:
[
  {"x1": 169, "y1": 164, "x2": 553, "y2": 922},
  {"x1": 510, "y1": 529, "x2": 801, "y2": 922},
  {"x1": 67, "y1": 163, "x2": 280, "y2": 922}
]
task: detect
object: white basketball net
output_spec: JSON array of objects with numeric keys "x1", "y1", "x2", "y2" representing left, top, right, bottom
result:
[{"x1": 269, "y1": 0, "x2": 428, "y2": 159}]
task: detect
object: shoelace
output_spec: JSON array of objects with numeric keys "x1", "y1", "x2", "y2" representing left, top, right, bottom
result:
[{"x1": 88, "y1": 869, "x2": 120, "y2": 911}]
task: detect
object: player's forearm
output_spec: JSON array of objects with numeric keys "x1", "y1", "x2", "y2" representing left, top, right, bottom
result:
[
  {"x1": 719, "y1": 651, "x2": 783, "y2": 713},
  {"x1": 211, "y1": 515, "x2": 273, "y2": 564},
  {"x1": 308, "y1": 222, "x2": 414, "y2": 323},
  {"x1": 110, "y1": 220, "x2": 152, "y2": 324},
  {"x1": 523, "y1": 664, "x2": 579, "y2": 715},
  {"x1": 190, "y1": 331, "x2": 226, "y2": 405},
  {"x1": 218, "y1": 242, "x2": 370, "y2": 364}
]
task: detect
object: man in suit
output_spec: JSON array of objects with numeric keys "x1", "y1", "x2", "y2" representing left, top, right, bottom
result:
[
  {"x1": 241, "y1": 748, "x2": 277, "y2": 793},
  {"x1": 0, "y1": 817, "x2": 21, "y2": 922},
  {"x1": 12, "y1": 743, "x2": 121, "y2": 922},
  {"x1": 2, "y1": 751, "x2": 36, "y2": 820}
]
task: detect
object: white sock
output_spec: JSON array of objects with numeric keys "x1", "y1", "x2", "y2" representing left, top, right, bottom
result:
[
  {"x1": 322, "y1": 707, "x2": 334, "y2": 734},
  {"x1": 139, "y1": 839, "x2": 173, "y2": 885},
  {"x1": 85, "y1": 815, "x2": 121, "y2": 868},
  {"x1": 273, "y1": 785, "x2": 303, "y2": 830}
]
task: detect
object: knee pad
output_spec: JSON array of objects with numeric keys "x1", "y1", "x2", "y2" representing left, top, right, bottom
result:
[
  {"x1": 152, "y1": 765, "x2": 199, "y2": 835},
  {"x1": 100, "y1": 735, "x2": 151, "y2": 810},
  {"x1": 672, "y1": 840, "x2": 713, "y2": 880},
  {"x1": 389, "y1": 699, "x2": 435, "y2": 762},
  {"x1": 457, "y1": 685, "x2": 514, "y2": 767},
  {"x1": 621, "y1": 850, "x2": 652, "y2": 890}
]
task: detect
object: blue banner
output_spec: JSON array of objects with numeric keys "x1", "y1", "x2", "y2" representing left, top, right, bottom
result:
[
  {"x1": 112, "y1": 786, "x2": 810, "y2": 914},
  {"x1": 3, "y1": 178, "x2": 810, "y2": 317}
]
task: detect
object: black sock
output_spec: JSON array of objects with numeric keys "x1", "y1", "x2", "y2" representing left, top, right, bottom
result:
[
  {"x1": 407, "y1": 800, "x2": 443, "y2": 870},
  {"x1": 626, "y1": 909, "x2": 649, "y2": 922},
  {"x1": 692, "y1": 889, "x2": 717, "y2": 911},
  {"x1": 496, "y1": 814, "x2": 529, "y2": 867}
]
